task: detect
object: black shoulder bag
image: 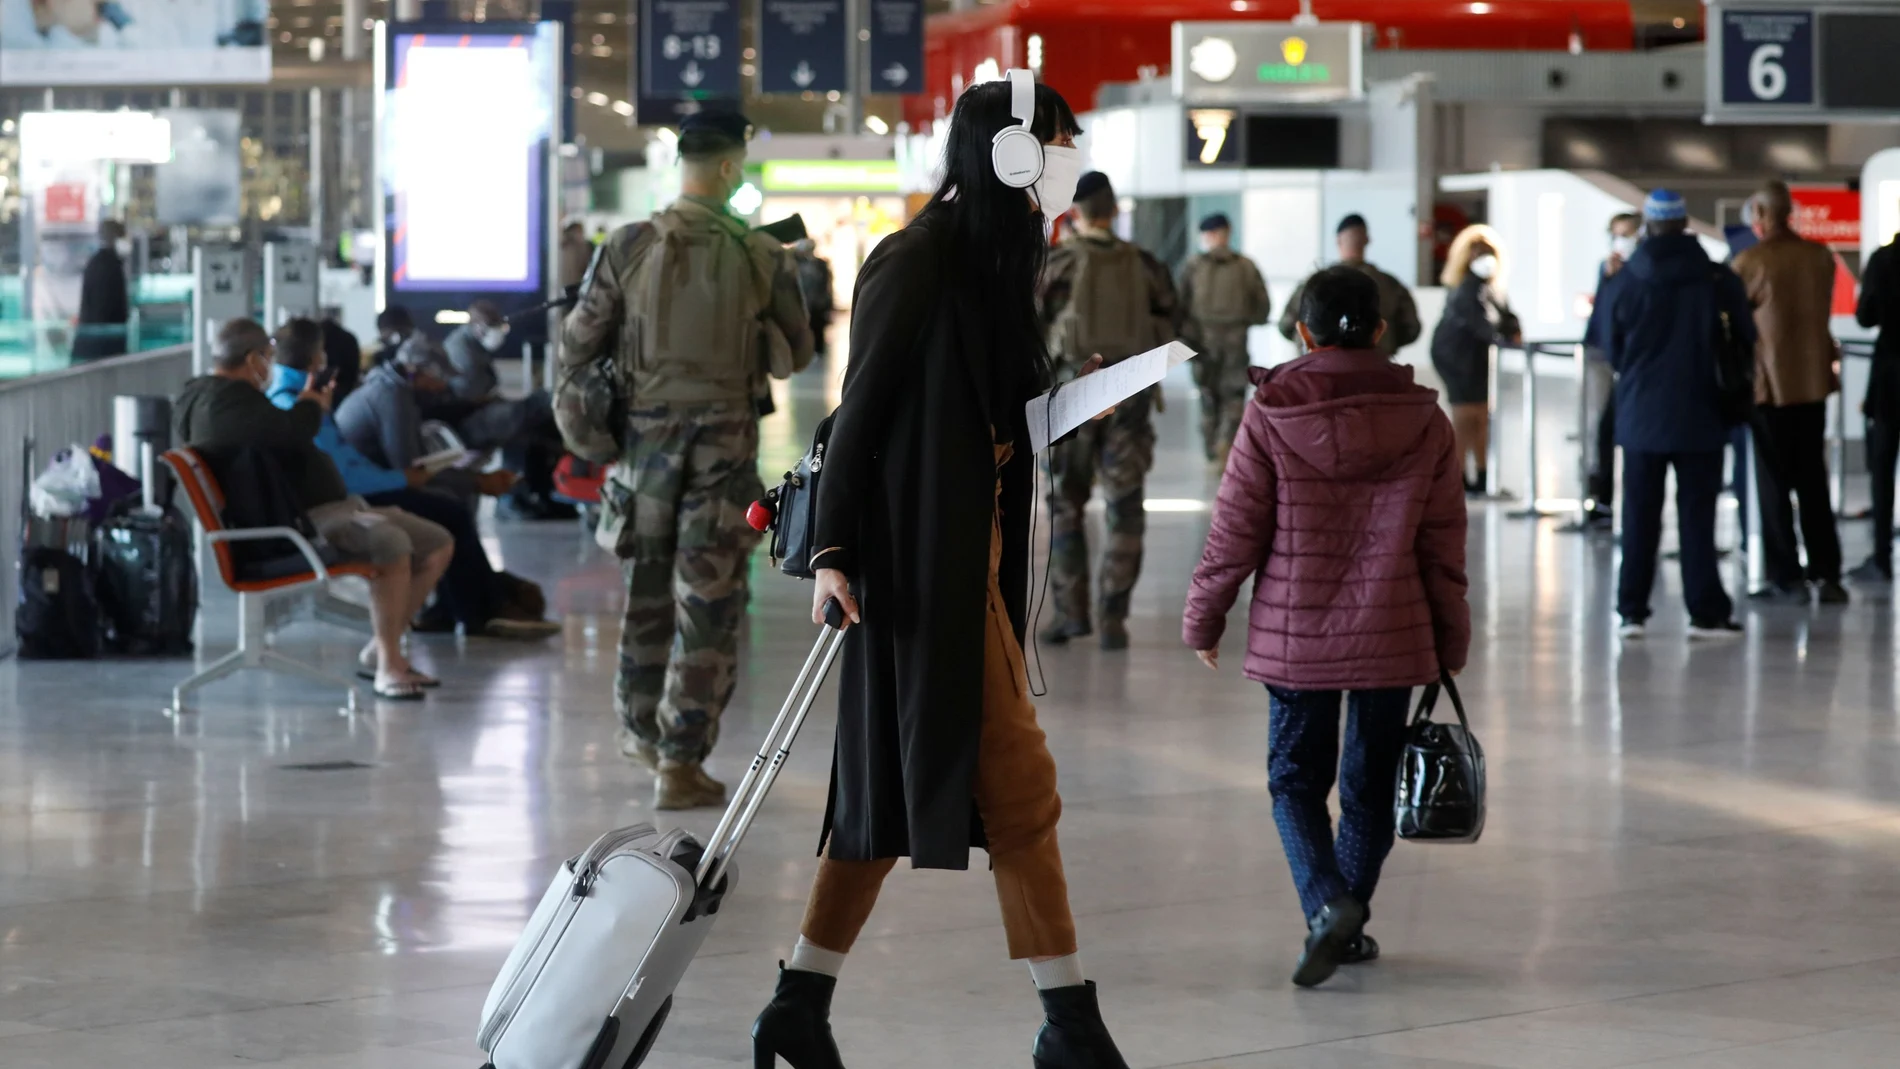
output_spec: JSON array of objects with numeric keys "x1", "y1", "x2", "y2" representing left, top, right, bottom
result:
[
  {"x1": 749, "y1": 413, "x2": 833, "y2": 580},
  {"x1": 1711, "y1": 268, "x2": 1756, "y2": 426},
  {"x1": 1394, "y1": 673, "x2": 1487, "y2": 844}
]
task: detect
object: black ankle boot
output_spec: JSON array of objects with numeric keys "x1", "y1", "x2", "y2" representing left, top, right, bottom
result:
[
  {"x1": 751, "y1": 964, "x2": 845, "y2": 1069},
  {"x1": 1031, "y1": 981, "x2": 1129, "y2": 1069}
]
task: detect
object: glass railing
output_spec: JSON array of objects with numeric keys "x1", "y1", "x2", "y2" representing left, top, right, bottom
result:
[{"x1": 0, "y1": 275, "x2": 194, "y2": 380}]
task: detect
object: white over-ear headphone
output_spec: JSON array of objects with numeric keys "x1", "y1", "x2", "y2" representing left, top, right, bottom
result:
[{"x1": 990, "y1": 68, "x2": 1042, "y2": 189}]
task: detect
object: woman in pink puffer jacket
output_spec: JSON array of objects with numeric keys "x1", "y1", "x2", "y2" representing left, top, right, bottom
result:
[{"x1": 1182, "y1": 265, "x2": 1470, "y2": 989}]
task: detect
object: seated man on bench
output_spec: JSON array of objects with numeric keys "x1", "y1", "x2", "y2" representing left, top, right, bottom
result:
[{"x1": 173, "y1": 317, "x2": 455, "y2": 701}]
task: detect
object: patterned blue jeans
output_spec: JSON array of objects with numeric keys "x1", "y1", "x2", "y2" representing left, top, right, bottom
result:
[{"x1": 1265, "y1": 686, "x2": 1412, "y2": 921}]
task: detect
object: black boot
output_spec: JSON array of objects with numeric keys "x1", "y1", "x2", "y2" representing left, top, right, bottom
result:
[
  {"x1": 1031, "y1": 981, "x2": 1129, "y2": 1069},
  {"x1": 751, "y1": 964, "x2": 845, "y2": 1069}
]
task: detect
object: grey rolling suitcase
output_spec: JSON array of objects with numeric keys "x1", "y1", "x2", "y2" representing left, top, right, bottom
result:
[{"x1": 477, "y1": 602, "x2": 849, "y2": 1069}]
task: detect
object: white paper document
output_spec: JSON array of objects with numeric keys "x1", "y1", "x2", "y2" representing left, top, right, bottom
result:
[
  {"x1": 413, "y1": 448, "x2": 471, "y2": 475},
  {"x1": 1025, "y1": 340, "x2": 1198, "y2": 454}
]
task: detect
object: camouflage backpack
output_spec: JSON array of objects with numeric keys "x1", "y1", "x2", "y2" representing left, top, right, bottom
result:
[
  {"x1": 1057, "y1": 236, "x2": 1157, "y2": 365},
  {"x1": 1189, "y1": 250, "x2": 1262, "y2": 326}
]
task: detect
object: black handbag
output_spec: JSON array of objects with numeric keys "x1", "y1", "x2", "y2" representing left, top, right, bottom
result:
[
  {"x1": 751, "y1": 413, "x2": 833, "y2": 580},
  {"x1": 1394, "y1": 674, "x2": 1486, "y2": 844}
]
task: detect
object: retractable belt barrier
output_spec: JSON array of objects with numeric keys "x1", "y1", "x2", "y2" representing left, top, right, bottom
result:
[{"x1": 1477, "y1": 337, "x2": 1880, "y2": 598}]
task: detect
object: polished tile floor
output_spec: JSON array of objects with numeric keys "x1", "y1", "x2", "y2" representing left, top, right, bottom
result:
[{"x1": 4, "y1": 363, "x2": 1900, "y2": 1069}]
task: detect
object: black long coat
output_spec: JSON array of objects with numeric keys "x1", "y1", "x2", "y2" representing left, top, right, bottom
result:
[
  {"x1": 1429, "y1": 274, "x2": 1518, "y2": 406},
  {"x1": 811, "y1": 213, "x2": 1035, "y2": 871}
]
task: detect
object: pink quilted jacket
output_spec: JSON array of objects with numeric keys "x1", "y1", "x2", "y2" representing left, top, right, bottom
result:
[{"x1": 1182, "y1": 348, "x2": 1470, "y2": 690}]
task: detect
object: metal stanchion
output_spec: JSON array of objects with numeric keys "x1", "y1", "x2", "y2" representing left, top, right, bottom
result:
[
  {"x1": 1485, "y1": 343, "x2": 1502, "y2": 498},
  {"x1": 1745, "y1": 423, "x2": 1764, "y2": 593},
  {"x1": 1506, "y1": 343, "x2": 1541, "y2": 516},
  {"x1": 1509, "y1": 341, "x2": 1586, "y2": 520},
  {"x1": 1574, "y1": 343, "x2": 1592, "y2": 527},
  {"x1": 1839, "y1": 341, "x2": 1884, "y2": 524},
  {"x1": 520, "y1": 340, "x2": 535, "y2": 396},
  {"x1": 1830, "y1": 388, "x2": 1847, "y2": 515}
]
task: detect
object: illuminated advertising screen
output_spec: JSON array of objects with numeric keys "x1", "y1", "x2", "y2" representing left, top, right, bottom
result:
[
  {"x1": 383, "y1": 24, "x2": 557, "y2": 295},
  {"x1": 0, "y1": 0, "x2": 271, "y2": 86}
]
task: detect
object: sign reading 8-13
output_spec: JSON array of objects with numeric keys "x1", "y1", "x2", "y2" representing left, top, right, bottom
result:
[{"x1": 639, "y1": 0, "x2": 741, "y2": 99}]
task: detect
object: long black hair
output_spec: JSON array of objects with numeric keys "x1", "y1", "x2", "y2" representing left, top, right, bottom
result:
[
  {"x1": 916, "y1": 78, "x2": 1082, "y2": 399},
  {"x1": 1297, "y1": 265, "x2": 1384, "y2": 350}
]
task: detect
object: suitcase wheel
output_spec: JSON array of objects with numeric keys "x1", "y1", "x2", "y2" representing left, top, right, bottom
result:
[{"x1": 623, "y1": 996, "x2": 672, "y2": 1069}]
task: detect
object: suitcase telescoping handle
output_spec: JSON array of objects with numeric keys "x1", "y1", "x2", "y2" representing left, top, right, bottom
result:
[{"x1": 694, "y1": 598, "x2": 850, "y2": 893}]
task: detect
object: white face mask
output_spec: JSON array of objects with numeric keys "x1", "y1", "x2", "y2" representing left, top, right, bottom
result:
[
  {"x1": 1469, "y1": 253, "x2": 1498, "y2": 281},
  {"x1": 1030, "y1": 144, "x2": 1083, "y2": 230},
  {"x1": 478, "y1": 324, "x2": 509, "y2": 352},
  {"x1": 1610, "y1": 235, "x2": 1638, "y2": 259},
  {"x1": 114, "y1": 238, "x2": 132, "y2": 256}
]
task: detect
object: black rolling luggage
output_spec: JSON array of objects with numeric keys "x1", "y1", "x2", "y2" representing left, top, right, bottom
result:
[
  {"x1": 17, "y1": 546, "x2": 102, "y2": 660},
  {"x1": 94, "y1": 502, "x2": 197, "y2": 655}
]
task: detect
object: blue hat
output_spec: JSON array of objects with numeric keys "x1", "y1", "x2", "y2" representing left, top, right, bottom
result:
[
  {"x1": 1198, "y1": 212, "x2": 1232, "y2": 233},
  {"x1": 1643, "y1": 189, "x2": 1686, "y2": 222}
]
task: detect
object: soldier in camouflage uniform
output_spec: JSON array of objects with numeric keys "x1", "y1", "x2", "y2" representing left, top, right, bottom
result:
[
  {"x1": 1037, "y1": 172, "x2": 1181, "y2": 651},
  {"x1": 560, "y1": 112, "x2": 814, "y2": 809},
  {"x1": 1179, "y1": 212, "x2": 1271, "y2": 463}
]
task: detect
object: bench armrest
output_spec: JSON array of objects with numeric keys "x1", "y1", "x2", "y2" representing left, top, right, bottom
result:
[{"x1": 207, "y1": 526, "x2": 331, "y2": 582}]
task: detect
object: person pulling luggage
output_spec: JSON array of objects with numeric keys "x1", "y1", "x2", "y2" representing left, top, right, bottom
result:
[
  {"x1": 748, "y1": 71, "x2": 1132, "y2": 1069},
  {"x1": 1183, "y1": 266, "x2": 1471, "y2": 988}
]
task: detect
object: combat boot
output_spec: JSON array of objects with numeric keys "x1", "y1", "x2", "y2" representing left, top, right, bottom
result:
[
  {"x1": 1038, "y1": 617, "x2": 1091, "y2": 645},
  {"x1": 654, "y1": 760, "x2": 727, "y2": 810},
  {"x1": 617, "y1": 727, "x2": 659, "y2": 771},
  {"x1": 1098, "y1": 618, "x2": 1129, "y2": 651}
]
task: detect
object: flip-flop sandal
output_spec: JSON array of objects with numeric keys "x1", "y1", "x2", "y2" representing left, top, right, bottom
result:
[
  {"x1": 356, "y1": 669, "x2": 441, "y2": 688},
  {"x1": 371, "y1": 678, "x2": 427, "y2": 702}
]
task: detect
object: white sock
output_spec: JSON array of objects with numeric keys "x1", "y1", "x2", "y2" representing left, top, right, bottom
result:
[
  {"x1": 787, "y1": 936, "x2": 847, "y2": 978},
  {"x1": 1027, "y1": 953, "x2": 1085, "y2": 991}
]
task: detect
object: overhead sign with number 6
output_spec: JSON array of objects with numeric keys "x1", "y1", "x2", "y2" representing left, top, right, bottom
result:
[{"x1": 1721, "y1": 8, "x2": 1814, "y2": 106}]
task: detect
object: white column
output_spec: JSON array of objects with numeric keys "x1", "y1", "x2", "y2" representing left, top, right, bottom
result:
[
  {"x1": 342, "y1": 0, "x2": 366, "y2": 59},
  {"x1": 308, "y1": 88, "x2": 325, "y2": 257}
]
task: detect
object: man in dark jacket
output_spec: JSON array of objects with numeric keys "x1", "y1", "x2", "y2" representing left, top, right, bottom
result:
[
  {"x1": 439, "y1": 299, "x2": 570, "y2": 518},
  {"x1": 1607, "y1": 190, "x2": 1753, "y2": 638},
  {"x1": 73, "y1": 220, "x2": 131, "y2": 361},
  {"x1": 1579, "y1": 212, "x2": 1642, "y2": 528},
  {"x1": 174, "y1": 317, "x2": 453, "y2": 699},
  {"x1": 1851, "y1": 231, "x2": 1900, "y2": 582}
]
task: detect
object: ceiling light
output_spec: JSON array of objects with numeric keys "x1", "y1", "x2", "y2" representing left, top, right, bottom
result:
[{"x1": 1188, "y1": 36, "x2": 1238, "y2": 82}]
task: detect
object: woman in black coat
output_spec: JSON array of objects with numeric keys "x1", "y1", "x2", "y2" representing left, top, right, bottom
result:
[
  {"x1": 749, "y1": 75, "x2": 1129, "y2": 1069},
  {"x1": 1430, "y1": 224, "x2": 1521, "y2": 495}
]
